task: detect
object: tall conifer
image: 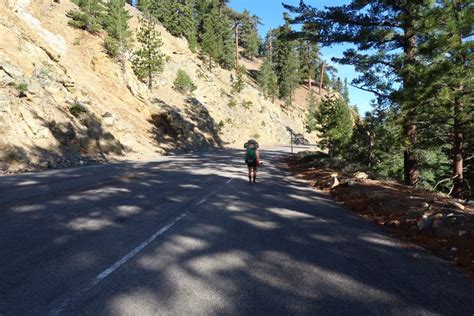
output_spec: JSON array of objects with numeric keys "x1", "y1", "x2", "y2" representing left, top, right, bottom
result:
[
  {"x1": 104, "y1": 0, "x2": 132, "y2": 63},
  {"x1": 132, "y1": 13, "x2": 168, "y2": 90}
]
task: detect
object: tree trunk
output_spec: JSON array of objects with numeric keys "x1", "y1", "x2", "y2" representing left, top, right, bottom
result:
[
  {"x1": 451, "y1": 92, "x2": 464, "y2": 198},
  {"x1": 308, "y1": 74, "x2": 311, "y2": 91},
  {"x1": 402, "y1": 30, "x2": 419, "y2": 186},
  {"x1": 268, "y1": 35, "x2": 273, "y2": 63},
  {"x1": 368, "y1": 132, "x2": 374, "y2": 168},
  {"x1": 450, "y1": 4, "x2": 465, "y2": 199},
  {"x1": 148, "y1": 46, "x2": 152, "y2": 90},
  {"x1": 318, "y1": 62, "x2": 325, "y2": 95},
  {"x1": 235, "y1": 24, "x2": 239, "y2": 72}
]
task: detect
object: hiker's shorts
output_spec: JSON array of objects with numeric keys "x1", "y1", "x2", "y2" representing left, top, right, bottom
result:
[{"x1": 247, "y1": 162, "x2": 257, "y2": 169}]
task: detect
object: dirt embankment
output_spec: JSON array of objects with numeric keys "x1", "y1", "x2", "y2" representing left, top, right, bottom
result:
[{"x1": 287, "y1": 152, "x2": 474, "y2": 281}]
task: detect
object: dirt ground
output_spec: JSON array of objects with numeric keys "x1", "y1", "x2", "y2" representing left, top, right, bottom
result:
[{"x1": 286, "y1": 155, "x2": 474, "y2": 282}]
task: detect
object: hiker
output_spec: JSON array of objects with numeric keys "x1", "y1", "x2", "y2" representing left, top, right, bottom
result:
[{"x1": 244, "y1": 139, "x2": 260, "y2": 184}]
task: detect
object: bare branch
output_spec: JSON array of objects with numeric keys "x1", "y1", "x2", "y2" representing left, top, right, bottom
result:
[
  {"x1": 434, "y1": 174, "x2": 458, "y2": 190},
  {"x1": 448, "y1": 184, "x2": 455, "y2": 196}
]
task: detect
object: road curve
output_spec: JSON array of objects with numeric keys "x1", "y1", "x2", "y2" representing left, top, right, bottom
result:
[{"x1": 0, "y1": 147, "x2": 473, "y2": 315}]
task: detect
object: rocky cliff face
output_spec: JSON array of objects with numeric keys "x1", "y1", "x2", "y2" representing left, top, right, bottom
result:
[{"x1": 0, "y1": 0, "x2": 319, "y2": 173}]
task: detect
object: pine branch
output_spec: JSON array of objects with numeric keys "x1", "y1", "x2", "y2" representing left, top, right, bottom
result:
[{"x1": 348, "y1": 83, "x2": 391, "y2": 99}]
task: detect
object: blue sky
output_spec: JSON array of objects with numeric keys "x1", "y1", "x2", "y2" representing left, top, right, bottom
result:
[{"x1": 229, "y1": 0, "x2": 376, "y2": 114}]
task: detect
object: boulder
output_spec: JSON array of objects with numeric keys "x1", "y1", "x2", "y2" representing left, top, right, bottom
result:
[
  {"x1": 102, "y1": 112, "x2": 115, "y2": 126},
  {"x1": 330, "y1": 173, "x2": 339, "y2": 188},
  {"x1": 353, "y1": 171, "x2": 369, "y2": 180}
]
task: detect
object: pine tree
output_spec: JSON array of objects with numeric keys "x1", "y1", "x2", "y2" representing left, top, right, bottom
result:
[
  {"x1": 285, "y1": 1, "x2": 430, "y2": 186},
  {"x1": 199, "y1": 4, "x2": 235, "y2": 71},
  {"x1": 67, "y1": 0, "x2": 105, "y2": 34},
  {"x1": 369, "y1": 102, "x2": 405, "y2": 182},
  {"x1": 312, "y1": 96, "x2": 353, "y2": 157},
  {"x1": 231, "y1": 66, "x2": 246, "y2": 94},
  {"x1": 147, "y1": 0, "x2": 197, "y2": 51},
  {"x1": 305, "y1": 91, "x2": 318, "y2": 133},
  {"x1": 132, "y1": 15, "x2": 168, "y2": 90},
  {"x1": 298, "y1": 40, "x2": 319, "y2": 91},
  {"x1": 282, "y1": 48, "x2": 300, "y2": 104},
  {"x1": 257, "y1": 58, "x2": 279, "y2": 102},
  {"x1": 415, "y1": 0, "x2": 474, "y2": 197},
  {"x1": 240, "y1": 10, "x2": 260, "y2": 59},
  {"x1": 220, "y1": 16, "x2": 236, "y2": 70},
  {"x1": 104, "y1": 0, "x2": 132, "y2": 62},
  {"x1": 261, "y1": 29, "x2": 276, "y2": 61},
  {"x1": 201, "y1": 9, "x2": 224, "y2": 71},
  {"x1": 193, "y1": 0, "x2": 211, "y2": 42},
  {"x1": 273, "y1": 15, "x2": 300, "y2": 103}
]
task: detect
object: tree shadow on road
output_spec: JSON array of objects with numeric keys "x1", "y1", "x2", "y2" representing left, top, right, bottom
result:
[{"x1": 1, "y1": 149, "x2": 473, "y2": 315}]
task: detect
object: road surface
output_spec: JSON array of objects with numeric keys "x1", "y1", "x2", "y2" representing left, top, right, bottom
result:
[{"x1": 1, "y1": 147, "x2": 473, "y2": 315}]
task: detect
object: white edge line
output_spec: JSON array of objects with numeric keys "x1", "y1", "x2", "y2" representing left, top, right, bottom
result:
[{"x1": 50, "y1": 177, "x2": 234, "y2": 315}]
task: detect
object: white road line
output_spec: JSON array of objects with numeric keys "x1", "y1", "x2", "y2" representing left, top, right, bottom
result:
[{"x1": 50, "y1": 177, "x2": 234, "y2": 315}]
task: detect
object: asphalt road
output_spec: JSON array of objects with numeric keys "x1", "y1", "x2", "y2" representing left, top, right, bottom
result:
[{"x1": 1, "y1": 147, "x2": 473, "y2": 315}]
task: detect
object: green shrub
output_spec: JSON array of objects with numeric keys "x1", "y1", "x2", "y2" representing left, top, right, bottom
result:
[
  {"x1": 69, "y1": 103, "x2": 87, "y2": 117},
  {"x1": 241, "y1": 100, "x2": 253, "y2": 110},
  {"x1": 231, "y1": 69, "x2": 246, "y2": 94},
  {"x1": 16, "y1": 82, "x2": 28, "y2": 97},
  {"x1": 104, "y1": 37, "x2": 119, "y2": 58},
  {"x1": 173, "y1": 69, "x2": 197, "y2": 94},
  {"x1": 227, "y1": 99, "x2": 237, "y2": 108}
]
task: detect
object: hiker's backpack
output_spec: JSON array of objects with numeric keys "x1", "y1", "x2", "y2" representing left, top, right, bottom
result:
[
  {"x1": 244, "y1": 139, "x2": 259, "y2": 149},
  {"x1": 245, "y1": 147, "x2": 257, "y2": 164}
]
